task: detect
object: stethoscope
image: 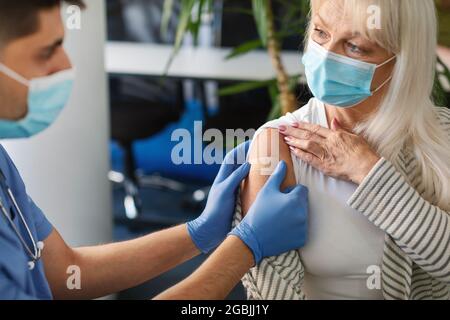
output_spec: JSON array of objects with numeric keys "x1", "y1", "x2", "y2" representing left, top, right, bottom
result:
[{"x1": 0, "y1": 169, "x2": 44, "y2": 271}]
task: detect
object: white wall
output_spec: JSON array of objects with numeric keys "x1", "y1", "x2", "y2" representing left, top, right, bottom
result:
[{"x1": 3, "y1": 0, "x2": 112, "y2": 247}]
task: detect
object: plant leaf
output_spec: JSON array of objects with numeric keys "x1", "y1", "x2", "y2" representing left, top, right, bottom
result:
[
  {"x1": 225, "y1": 39, "x2": 264, "y2": 60},
  {"x1": 226, "y1": 29, "x2": 301, "y2": 60},
  {"x1": 161, "y1": 0, "x2": 174, "y2": 39},
  {"x1": 163, "y1": 0, "x2": 197, "y2": 74},
  {"x1": 267, "y1": 82, "x2": 281, "y2": 120},
  {"x1": 218, "y1": 79, "x2": 276, "y2": 96},
  {"x1": 252, "y1": 0, "x2": 269, "y2": 47}
]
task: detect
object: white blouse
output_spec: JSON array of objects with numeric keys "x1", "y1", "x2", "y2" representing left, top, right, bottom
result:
[{"x1": 254, "y1": 98, "x2": 386, "y2": 299}]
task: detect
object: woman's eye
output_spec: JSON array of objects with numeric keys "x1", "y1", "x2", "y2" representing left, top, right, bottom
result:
[
  {"x1": 314, "y1": 28, "x2": 328, "y2": 39},
  {"x1": 346, "y1": 42, "x2": 364, "y2": 54}
]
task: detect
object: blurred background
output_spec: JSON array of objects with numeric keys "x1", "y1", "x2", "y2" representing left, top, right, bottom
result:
[
  {"x1": 109, "y1": 0, "x2": 450, "y2": 299},
  {"x1": 3, "y1": 0, "x2": 450, "y2": 300},
  {"x1": 107, "y1": 0, "x2": 310, "y2": 299}
]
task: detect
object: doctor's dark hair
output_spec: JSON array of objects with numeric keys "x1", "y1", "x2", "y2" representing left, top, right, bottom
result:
[{"x1": 0, "y1": 0, "x2": 85, "y2": 45}]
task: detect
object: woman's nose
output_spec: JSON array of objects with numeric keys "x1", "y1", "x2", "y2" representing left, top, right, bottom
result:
[{"x1": 323, "y1": 40, "x2": 346, "y2": 56}]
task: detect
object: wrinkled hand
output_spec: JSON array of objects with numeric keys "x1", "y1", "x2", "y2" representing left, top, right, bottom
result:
[
  {"x1": 187, "y1": 141, "x2": 251, "y2": 253},
  {"x1": 229, "y1": 161, "x2": 308, "y2": 265},
  {"x1": 280, "y1": 119, "x2": 381, "y2": 185}
]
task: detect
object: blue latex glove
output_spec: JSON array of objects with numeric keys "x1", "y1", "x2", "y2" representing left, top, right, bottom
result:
[
  {"x1": 187, "y1": 141, "x2": 251, "y2": 253},
  {"x1": 229, "y1": 161, "x2": 308, "y2": 265}
]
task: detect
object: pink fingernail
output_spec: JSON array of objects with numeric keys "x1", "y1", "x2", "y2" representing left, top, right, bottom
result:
[{"x1": 279, "y1": 125, "x2": 287, "y2": 132}]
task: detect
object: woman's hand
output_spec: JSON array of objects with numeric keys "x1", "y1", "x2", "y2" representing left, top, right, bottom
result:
[{"x1": 279, "y1": 118, "x2": 381, "y2": 185}]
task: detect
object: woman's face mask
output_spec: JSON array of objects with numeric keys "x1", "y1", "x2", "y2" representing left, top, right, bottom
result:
[
  {"x1": 0, "y1": 63, "x2": 75, "y2": 139},
  {"x1": 302, "y1": 40, "x2": 396, "y2": 108}
]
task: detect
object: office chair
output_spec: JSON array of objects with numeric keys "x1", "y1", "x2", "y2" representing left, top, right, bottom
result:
[
  {"x1": 107, "y1": 0, "x2": 186, "y2": 221},
  {"x1": 109, "y1": 77, "x2": 184, "y2": 220}
]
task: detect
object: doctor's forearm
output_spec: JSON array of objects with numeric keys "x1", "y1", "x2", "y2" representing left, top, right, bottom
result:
[
  {"x1": 154, "y1": 236, "x2": 254, "y2": 300},
  {"x1": 50, "y1": 224, "x2": 200, "y2": 299}
]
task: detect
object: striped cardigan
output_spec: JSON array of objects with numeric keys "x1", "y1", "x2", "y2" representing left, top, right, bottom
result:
[{"x1": 233, "y1": 106, "x2": 450, "y2": 300}]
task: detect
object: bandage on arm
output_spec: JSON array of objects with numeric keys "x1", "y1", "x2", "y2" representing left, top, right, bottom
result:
[{"x1": 241, "y1": 129, "x2": 297, "y2": 216}]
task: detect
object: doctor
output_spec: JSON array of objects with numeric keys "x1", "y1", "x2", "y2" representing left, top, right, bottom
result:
[{"x1": 0, "y1": 0, "x2": 308, "y2": 300}]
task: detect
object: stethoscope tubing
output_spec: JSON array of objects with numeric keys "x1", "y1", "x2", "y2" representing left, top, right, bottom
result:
[{"x1": 0, "y1": 171, "x2": 42, "y2": 270}]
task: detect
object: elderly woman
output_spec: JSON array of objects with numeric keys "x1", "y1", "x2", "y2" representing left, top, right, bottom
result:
[{"x1": 237, "y1": 0, "x2": 450, "y2": 300}]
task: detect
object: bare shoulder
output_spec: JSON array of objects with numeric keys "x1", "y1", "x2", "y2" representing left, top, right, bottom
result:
[{"x1": 240, "y1": 128, "x2": 296, "y2": 215}]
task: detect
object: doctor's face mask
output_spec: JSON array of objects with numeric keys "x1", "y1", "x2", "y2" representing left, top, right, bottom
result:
[{"x1": 0, "y1": 63, "x2": 75, "y2": 139}]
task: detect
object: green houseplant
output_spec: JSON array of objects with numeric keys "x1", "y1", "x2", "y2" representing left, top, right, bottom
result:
[{"x1": 162, "y1": 0, "x2": 309, "y2": 119}]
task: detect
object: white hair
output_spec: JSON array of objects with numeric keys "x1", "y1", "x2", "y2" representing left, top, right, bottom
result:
[{"x1": 307, "y1": 0, "x2": 450, "y2": 211}]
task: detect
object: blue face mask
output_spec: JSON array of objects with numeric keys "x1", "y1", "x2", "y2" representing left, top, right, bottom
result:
[
  {"x1": 0, "y1": 63, "x2": 75, "y2": 139},
  {"x1": 302, "y1": 40, "x2": 396, "y2": 108}
]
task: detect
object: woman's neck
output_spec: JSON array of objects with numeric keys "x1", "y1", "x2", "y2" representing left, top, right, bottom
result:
[{"x1": 324, "y1": 86, "x2": 387, "y2": 131}]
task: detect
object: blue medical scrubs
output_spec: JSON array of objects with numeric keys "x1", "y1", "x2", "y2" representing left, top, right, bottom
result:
[{"x1": 0, "y1": 145, "x2": 53, "y2": 300}]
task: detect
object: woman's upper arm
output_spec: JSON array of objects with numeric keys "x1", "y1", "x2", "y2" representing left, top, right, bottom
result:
[{"x1": 240, "y1": 128, "x2": 297, "y2": 215}]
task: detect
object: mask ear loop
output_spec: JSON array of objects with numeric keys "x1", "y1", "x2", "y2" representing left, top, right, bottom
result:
[
  {"x1": 371, "y1": 75, "x2": 393, "y2": 95},
  {"x1": 375, "y1": 54, "x2": 397, "y2": 69},
  {"x1": 372, "y1": 55, "x2": 397, "y2": 94},
  {"x1": 0, "y1": 63, "x2": 30, "y2": 87}
]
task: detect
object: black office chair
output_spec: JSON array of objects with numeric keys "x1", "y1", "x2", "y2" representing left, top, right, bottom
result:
[
  {"x1": 109, "y1": 77, "x2": 184, "y2": 220},
  {"x1": 107, "y1": 0, "x2": 186, "y2": 221}
]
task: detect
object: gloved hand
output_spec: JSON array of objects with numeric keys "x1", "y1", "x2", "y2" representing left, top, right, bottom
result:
[
  {"x1": 229, "y1": 161, "x2": 308, "y2": 265},
  {"x1": 187, "y1": 141, "x2": 251, "y2": 253}
]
